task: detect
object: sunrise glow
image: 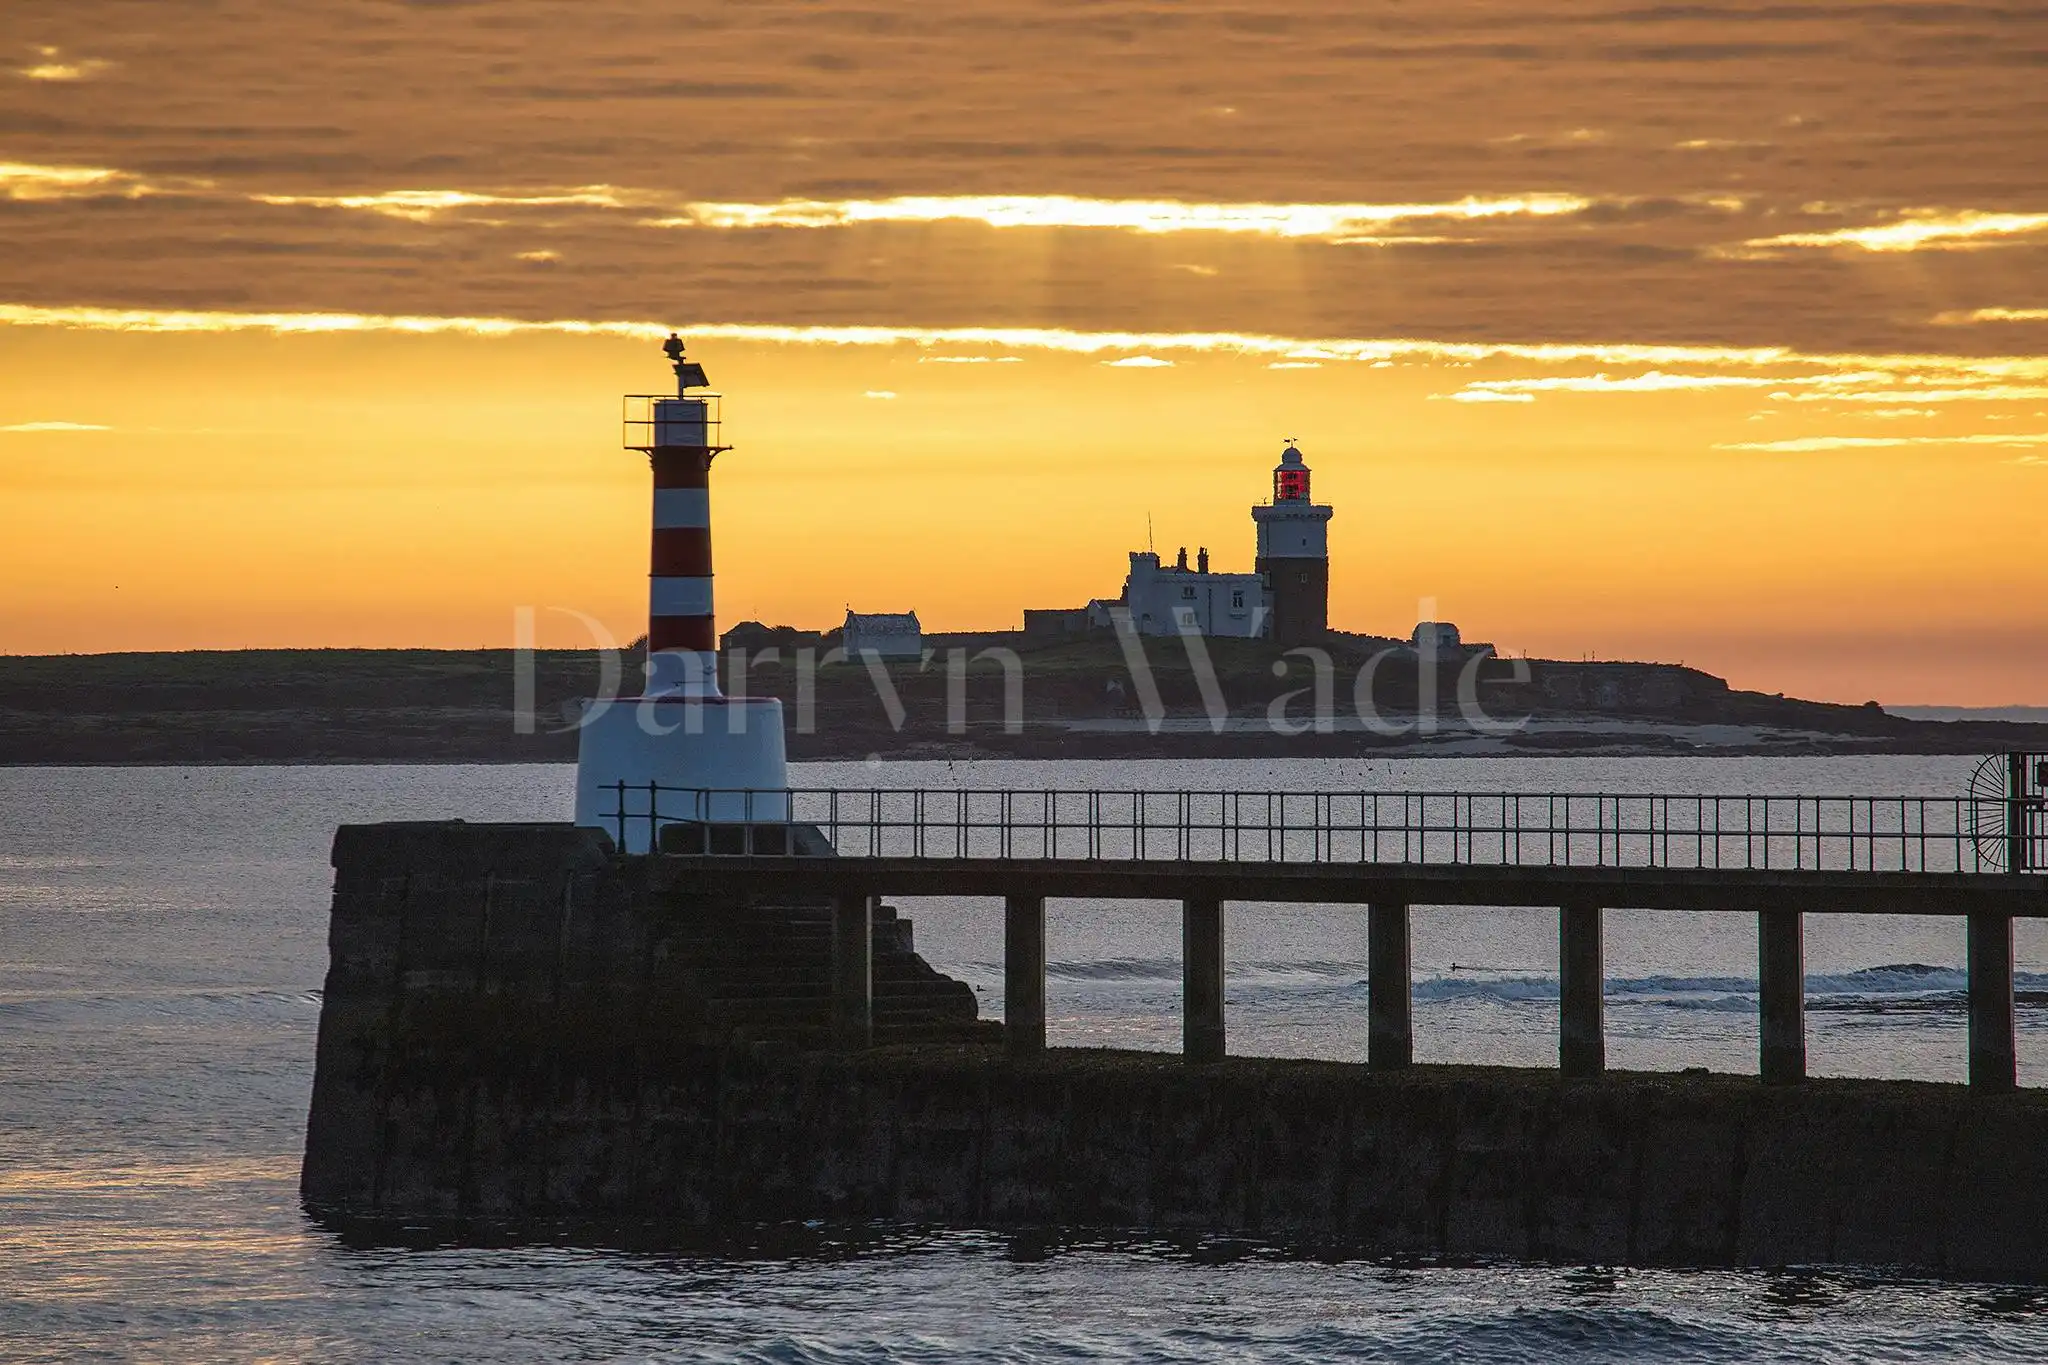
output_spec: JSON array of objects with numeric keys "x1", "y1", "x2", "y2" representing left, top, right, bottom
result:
[{"x1": 2, "y1": 2, "x2": 2044, "y2": 705}]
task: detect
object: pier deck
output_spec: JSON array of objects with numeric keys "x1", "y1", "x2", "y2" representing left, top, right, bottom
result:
[
  {"x1": 662, "y1": 853, "x2": 2047, "y2": 916},
  {"x1": 620, "y1": 771, "x2": 2048, "y2": 1089}
]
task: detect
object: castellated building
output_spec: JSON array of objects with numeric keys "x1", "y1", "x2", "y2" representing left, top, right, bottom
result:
[
  {"x1": 1116, "y1": 545, "x2": 1266, "y2": 639},
  {"x1": 1090, "y1": 442, "x2": 1333, "y2": 646}
]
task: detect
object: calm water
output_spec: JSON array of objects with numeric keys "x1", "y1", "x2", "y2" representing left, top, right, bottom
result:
[{"x1": 3, "y1": 757, "x2": 2046, "y2": 1362}]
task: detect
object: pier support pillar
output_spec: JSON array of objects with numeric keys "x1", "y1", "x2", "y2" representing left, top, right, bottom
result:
[
  {"x1": 1968, "y1": 911, "x2": 2017, "y2": 1093},
  {"x1": 1759, "y1": 909, "x2": 1806, "y2": 1084},
  {"x1": 1368, "y1": 903, "x2": 1412, "y2": 1070},
  {"x1": 831, "y1": 891, "x2": 873, "y2": 1051},
  {"x1": 1560, "y1": 903, "x2": 1605, "y2": 1078},
  {"x1": 1004, "y1": 893, "x2": 1047, "y2": 1055},
  {"x1": 1183, "y1": 896, "x2": 1225, "y2": 1064}
]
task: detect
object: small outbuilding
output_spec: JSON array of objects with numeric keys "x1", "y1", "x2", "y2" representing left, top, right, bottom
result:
[
  {"x1": 1412, "y1": 621, "x2": 1463, "y2": 651},
  {"x1": 842, "y1": 610, "x2": 923, "y2": 658},
  {"x1": 1023, "y1": 607, "x2": 1094, "y2": 640}
]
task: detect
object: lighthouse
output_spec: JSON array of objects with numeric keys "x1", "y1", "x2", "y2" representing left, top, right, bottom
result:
[
  {"x1": 572, "y1": 335, "x2": 789, "y2": 849},
  {"x1": 1250, "y1": 441, "x2": 1334, "y2": 646}
]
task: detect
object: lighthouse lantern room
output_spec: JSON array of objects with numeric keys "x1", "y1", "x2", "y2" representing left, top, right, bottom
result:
[
  {"x1": 1273, "y1": 450, "x2": 1311, "y2": 503},
  {"x1": 572, "y1": 334, "x2": 790, "y2": 849}
]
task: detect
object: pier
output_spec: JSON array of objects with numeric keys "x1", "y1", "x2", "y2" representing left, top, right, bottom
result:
[
  {"x1": 305, "y1": 769, "x2": 2048, "y2": 1277},
  {"x1": 624, "y1": 774, "x2": 2048, "y2": 1091}
]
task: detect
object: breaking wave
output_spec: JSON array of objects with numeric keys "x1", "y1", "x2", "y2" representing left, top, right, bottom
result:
[{"x1": 1021, "y1": 961, "x2": 2048, "y2": 1016}]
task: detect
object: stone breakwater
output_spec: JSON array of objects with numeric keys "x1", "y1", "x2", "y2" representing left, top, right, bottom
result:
[{"x1": 303, "y1": 823, "x2": 2048, "y2": 1281}]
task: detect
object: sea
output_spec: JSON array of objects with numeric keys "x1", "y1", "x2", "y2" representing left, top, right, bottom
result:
[{"x1": 3, "y1": 756, "x2": 2046, "y2": 1363}]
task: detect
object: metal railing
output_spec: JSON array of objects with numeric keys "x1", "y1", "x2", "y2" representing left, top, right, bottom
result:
[
  {"x1": 622, "y1": 392, "x2": 723, "y2": 450},
  {"x1": 604, "y1": 782, "x2": 2048, "y2": 876}
]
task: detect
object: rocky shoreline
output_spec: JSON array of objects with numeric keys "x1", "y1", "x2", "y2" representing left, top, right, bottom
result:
[{"x1": 4, "y1": 645, "x2": 2043, "y2": 764}]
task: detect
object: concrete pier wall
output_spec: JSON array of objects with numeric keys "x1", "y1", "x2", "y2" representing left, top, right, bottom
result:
[{"x1": 303, "y1": 824, "x2": 2048, "y2": 1282}]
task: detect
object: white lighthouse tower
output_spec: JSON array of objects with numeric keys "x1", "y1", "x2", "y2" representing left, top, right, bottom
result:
[
  {"x1": 1251, "y1": 441, "x2": 1334, "y2": 646},
  {"x1": 572, "y1": 334, "x2": 789, "y2": 850}
]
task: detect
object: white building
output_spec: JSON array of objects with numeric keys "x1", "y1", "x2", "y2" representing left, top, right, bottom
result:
[
  {"x1": 1087, "y1": 441, "x2": 1333, "y2": 641},
  {"x1": 842, "y1": 610, "x2": 922, "y2": 658},
  {"x1": 1410, "y1": 620, "x2": 1494, "y2": 657},
  {"x1": 1098, "y1": 546, "x2": 1266, "y2": 638}
]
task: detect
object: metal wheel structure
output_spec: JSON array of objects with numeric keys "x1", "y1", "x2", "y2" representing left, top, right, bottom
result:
[{"x1": 1965, "y1": 754, "x2": 2014, "y2": 872}]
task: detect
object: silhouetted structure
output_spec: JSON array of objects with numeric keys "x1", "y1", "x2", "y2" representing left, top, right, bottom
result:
[{"x1": 1253, "y1": 442, "x2": 1333, "y2": 646}]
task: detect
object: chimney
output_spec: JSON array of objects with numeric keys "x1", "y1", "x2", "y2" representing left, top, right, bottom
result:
[
  {"x1": 1197, "y1": 546, "x2": 1210, "y2": 574},
  {"x1": 1176, "y1": 546, "x2": 1189, "y2": 571}
]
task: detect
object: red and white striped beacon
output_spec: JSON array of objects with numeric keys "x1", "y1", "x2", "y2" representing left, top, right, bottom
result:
[
  {"x1": 640, "y1": 332, "x2": 726, "y2": 696},
  {"x1": 572, "y1": 334, "x2": 789, "y2": 849}
]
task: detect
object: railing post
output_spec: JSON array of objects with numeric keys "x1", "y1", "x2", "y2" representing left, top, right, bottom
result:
[
  {"x1": 1004, "y1": 893, "x2": 1047, "y2": 1055},
  {"x1": 1368, "y1": 902, "x2": 1412, "y2": 1070},
  {"x1": 832, "y1": 891, "x2": 873, "y2": 1051},
  {"x1": 1182, "y1": 895, "x2": 1225, "y2": 1063},
  {"x1": 1758, "y1": 909, "x2": 1806, "y2": 1084},
  {"x1": 1560, "y1": 903, "x2": 1605, "y2": 1077},
  {"x1": 1968, "y1": 911, "x2": 2017, "y2": 1092}
]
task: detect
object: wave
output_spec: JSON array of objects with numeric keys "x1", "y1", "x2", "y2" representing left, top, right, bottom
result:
[
  {"x1": 1043, "y1": 958, "x2": 1387, "y2": 984},
  {"x1": 1414, "y1": 974, "x2": 1561, "y2": 1004},
  {"x1": 0, "y1": 987, "x2": 321, "y2": 1022},
  {"x1": 1024, "y1": 960, "x2": 2048, "y2": 1011},
  {"x1": 1046, "y1": 957, "x2": 1181, "y2": 982},
  {"x1": 1413, "y1": 973, "x2": 1756, "y2": 1005},
  {"x1": 1808, "y1": 963, "x2": 1972, "y2": 997},
  {"x1": 1387, "y1": 964, "x2": 2048, "y2": 1015}
]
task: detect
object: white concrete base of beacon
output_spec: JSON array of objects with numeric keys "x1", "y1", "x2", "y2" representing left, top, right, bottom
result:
[{"x1": 572, "y1": 694, "x2": 790, "y2": 854}]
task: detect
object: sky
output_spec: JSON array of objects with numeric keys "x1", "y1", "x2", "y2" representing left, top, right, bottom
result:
[{"x1": 2, "y1": 1, "x2": 2046, "y2": 704}]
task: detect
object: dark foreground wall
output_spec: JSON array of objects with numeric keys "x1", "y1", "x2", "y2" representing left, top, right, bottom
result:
[{"x1": 304, "y1": 824, "x2": 2048, "y2": 1281}]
